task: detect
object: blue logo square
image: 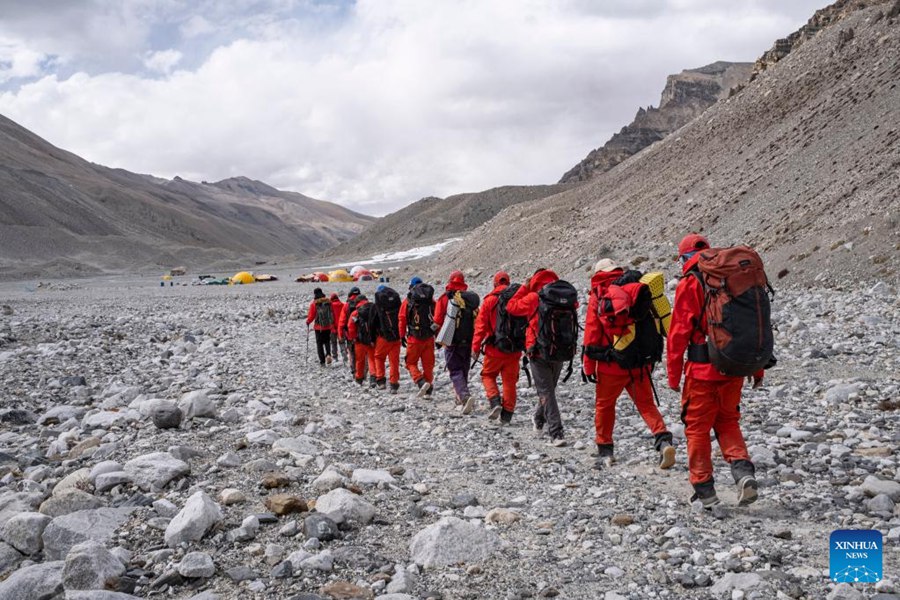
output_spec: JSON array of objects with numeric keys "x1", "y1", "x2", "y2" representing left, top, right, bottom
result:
[{"x1": 830, "y1": 529, "x2": 882, "y2": 583}]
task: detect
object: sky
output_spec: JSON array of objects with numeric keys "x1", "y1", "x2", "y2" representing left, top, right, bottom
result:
[{"x1": 0, "y1": 0, "x2": 827, "y2": 216}]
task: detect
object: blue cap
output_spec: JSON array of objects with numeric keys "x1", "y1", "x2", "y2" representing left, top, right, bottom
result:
[
  {"x1": 377, "y1": 285, "x2": 386, "y2": 292},
  {"x1": 409, "y1": 276, "x2": 423, "y2": 288}
]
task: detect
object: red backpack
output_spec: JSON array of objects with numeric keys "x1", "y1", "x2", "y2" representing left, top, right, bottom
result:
[{"x1": 692, "y1": 246, "x2": 775, "y2": 376}]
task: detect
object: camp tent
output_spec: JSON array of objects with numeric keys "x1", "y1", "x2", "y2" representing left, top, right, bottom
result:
[
  {"x1": 328, "y1": 269, "x2": 353, "y2": 282},
  {"x1": 255, "y1": 274, "x2": 278, "y2": 282},
  {"x1": 349, "y1": 265, "x2": 366, "y2": 276},
  {"x1": 353, "y1": 269, "x2": 374, "y2": 281},
  {"x1": 312, "y1": 272, "x2": 330, "y2": 282},
  {"x1": 231, "y1": 271, "x2": 255, "y2": 284},
  {"x1": 162, "y1": 274, "x2": 173, "y2": 281}
]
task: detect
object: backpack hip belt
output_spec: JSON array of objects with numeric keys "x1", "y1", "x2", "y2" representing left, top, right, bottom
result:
[{"x1": 687, "y1": 343, "x2": 710, "y2": 363}]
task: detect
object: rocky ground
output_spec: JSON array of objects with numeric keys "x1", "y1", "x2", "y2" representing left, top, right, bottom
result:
[{"x1": 0, "y1": 277, "x2": 898, "y2": 600}]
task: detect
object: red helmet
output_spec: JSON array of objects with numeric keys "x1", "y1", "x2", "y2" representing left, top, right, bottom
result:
[
  {"x1": 449, "y1": 270, "x2": 465, "y2": 284},
  {"x1": 493, "y1": 271, "x2": 510, "y2": 287},
  {"x1": 678, "y1": 233, "x2": 710, "y2": 256}
]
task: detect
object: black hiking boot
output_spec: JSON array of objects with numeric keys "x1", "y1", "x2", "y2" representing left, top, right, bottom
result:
[
  {"x1": 376, "y1": 378, "x2": 387, "y2": 390},
  {"x1": 369, "y1": 376, "x2": 377, "y2": 389},
  {"x1": 499, "y1": 409, "x2": 513, "y2": 426},
  {"x1": 486, "y1": 397, "x2": 502, "y2": 421},
  {"x1": 690, "y1": 479, "x2": 720, "y2": 509},
  {"x1": 355, "y1": 377, "x2": 364, "y2": 385},
  {"x1": 390, "y1": 382, "x2": 400, "y2": 395},
  {"x1": 594, "y1": 444, "x2": 615, "y2": 469},
  {"x1": 654, "y1": 432, "x2": 676, "y2": 470},
  {"x1": 731, "y1": 460, "x2": 759, "y2": 506}
]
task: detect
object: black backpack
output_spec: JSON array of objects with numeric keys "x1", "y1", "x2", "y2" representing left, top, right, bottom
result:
[
  {"x1": 313, "y1": 297, "x2": 334, "y2": 328},
  {"x1": 343, "y1": 295, "x2": 361, "y2": 335},
  {"x1": 374, "y1": 287, "x2": 402, "y2": 341},
  {"x1": 354, "y1": 301, "x2": 375, "y2": 346},
  {"x1": 536, "y1": 280, "x2": 579, "y2": 361},
  {"x1": 451, "y1": 290, "x2": 480, "y2": 346},
  {"x1": 490, "y1": 284, "x2": 528, "y2": 353},
  {"x1": 407, "y1": 284, "x2": 435, "y2": 340}
]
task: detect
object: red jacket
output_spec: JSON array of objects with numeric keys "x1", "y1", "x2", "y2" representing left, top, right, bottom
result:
[
  {"x1": 582, "y1": 269, "x2": 651, "y2": 376},
  {"x1": 347, "y1": 299, "x2": 370, "y2": 343},
  {"x1": 667, "y1": 255, "x2": 763, "y2": 387},
  {"x1": 505, "y1": 270, "x2": 569, "y2": 355},
  {"x1": 472, "y1": 284, "x2": 522, "y2": 359},
  {"x1": 339, "y1": 293, "x2": 359, "y2": 338},
  {"x1": 306, "y1": 298, "x2": 333, "y2": 331},
  {"x1": 330, "y1": 299, "x2": 345, "y2": 336},
  {"x1": 433, "y1": 279, "x2": 468, "y2": 331}
]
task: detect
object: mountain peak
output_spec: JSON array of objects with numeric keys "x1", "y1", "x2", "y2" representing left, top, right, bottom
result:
[{"x1": 209, "y1": 176, "x2": 282, "y2": 197}]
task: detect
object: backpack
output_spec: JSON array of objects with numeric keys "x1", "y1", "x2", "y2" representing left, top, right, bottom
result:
[
  {"x1": 374, "y1": 287, "x2": 402, "y2": 342},
  {"x1": 692, "y1": 246, "x2": 775, "y2": 376},
  {"x1": 343, "y1": 295, "x2": 361, "y2": 335},
  {"x1": 313, "y1": 297, "x2": 334, "y2": 328},
  {"x1": 354, "y1": 302, "x2": 376, "y2": 346},
  {"x1": 451, "y1": 291, "x2": 480, "y2": 346},
  {"x1": 586, "y1": 275, "x2": 663, "y2": 370},
  {"x1": 536, "y1": 280, "x2": 579, "y2": 361},
  {"x1": 407, "y1": 283, "x2": 435, "y2": 340},
  {"x1": 490, "y1": 284, "x2": 528, "y2": 353}
]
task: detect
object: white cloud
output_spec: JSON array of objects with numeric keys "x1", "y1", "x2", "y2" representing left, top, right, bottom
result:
[
  {"x1": 143, "y1": 49, "x2": 183, "y2": 74},
  {"x1": 0, "y1": 0, "x2": 826, "y2": 215}
]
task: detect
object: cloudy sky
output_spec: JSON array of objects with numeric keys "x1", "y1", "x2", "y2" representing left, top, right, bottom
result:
[{"x1": 0, "y1": 0, "x2": 826, "y2": 215}]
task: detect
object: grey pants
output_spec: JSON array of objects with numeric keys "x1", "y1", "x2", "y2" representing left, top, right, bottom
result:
[
  {"x1": 331, "y1": 335, "x2": 347, "y2": 362},
  {"x1": 531, "y1": 357, "x2": 564, "y2": 438}
]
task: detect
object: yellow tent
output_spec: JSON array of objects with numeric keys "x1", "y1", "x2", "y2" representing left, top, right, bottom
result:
[
  {"x1": 231, "y1": 271, "x2": 255, "y2": 284},
  {"x1": 162, "y1": 274, "x2": 173, "y2": 281},
  {"x1": 328, "y1": 269, "x2": 353, "y2": 282}
]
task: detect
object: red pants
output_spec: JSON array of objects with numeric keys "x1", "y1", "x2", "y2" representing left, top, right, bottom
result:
[
  {"x1": 354, "y1": 342, "x2": 375, "y2": 380},
  {"x1": 481, "y1": 353, "x2": 520, "y2": 412},
  {"x1": 405, "y1": 338, "x2": 435, "y2": 384},
  {"x1": 594, "y1": 372, "x2": 667, "y2": 446},
  {"x1": 374, "y1": 337, "x2": 401, "y2": 384},
  {"x1": 681, "y1": 376, "x2": 749, "y2": 484}
]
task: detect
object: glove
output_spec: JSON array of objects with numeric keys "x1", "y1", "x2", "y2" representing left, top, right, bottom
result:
[
  {"x1": 401, "y1": 337, "x2": 407, "y2": 348},
  {"x1": 581, "y1": 370, "x2": 596, "y2": 384}
]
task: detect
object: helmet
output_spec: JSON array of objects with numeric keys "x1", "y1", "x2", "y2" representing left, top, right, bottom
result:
[
  {"x1": 678, "y1": 234, "x2": 710, "y2": 256},
  {"x1": 409, "y1": 276, "x2": 423, "y2": 288},
  {"x1": 348, "y1": 286, "x2": 361, "y2": 296},
  {"x1": 493, "y1": 271, "x2": 510, "y2": 287}
]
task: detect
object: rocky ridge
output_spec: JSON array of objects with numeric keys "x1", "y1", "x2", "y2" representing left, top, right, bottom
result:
[
  {"x1": 0, "y1": 276, "x2": 897, "y2": 599},
  {"x1": 558, "y1": 61, "x2": 753, "y2": 184}
]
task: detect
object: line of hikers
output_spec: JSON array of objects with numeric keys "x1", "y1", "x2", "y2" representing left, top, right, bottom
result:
[{"x1": 306, "y1": 234, "x2": 776, "y2": 509}]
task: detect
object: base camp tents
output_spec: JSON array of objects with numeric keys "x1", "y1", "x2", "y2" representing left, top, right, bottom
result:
[
  {"x1": 231, "y1": 271, "x2": 255, "y2": 284},
  {"x1": 328, "y1": 269, "x2": 353, "y2": 282}
]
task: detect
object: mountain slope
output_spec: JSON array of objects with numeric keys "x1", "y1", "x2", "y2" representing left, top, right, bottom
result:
[
  {"x1": 0, "y1": 115, "x2": 374, "y2": 278},
  {"x1": 559, "y1": 61, "x2": 753, "y2": 184},
  {"x1": 327, "y1": 184, "x2": 572, "y2": 258},
  {"x1": 438, "y1": 1, "x2": 900, "y2": 287}
]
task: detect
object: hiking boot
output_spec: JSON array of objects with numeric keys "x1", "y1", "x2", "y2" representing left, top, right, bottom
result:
[
  {"x1": 462, "y1": 394, "x2": 476, "y2": 415},
  {"x1": 424, "y1": 387, "x2": 433, "y2": 397},
  {"x1": 690, "y1": 480, "x2": 720, "y2": 509},
  {"x1": 658, "y1": 441, "x2": 676, "y2": 470},
  {"x1": 355, "y1": 377, "x2": 364, "y2": 385},
  {"x1": 736, "y1": 476, "x2": 759, "y2": 506},
  {"x1": 547, "y1": 435, "x2": 566, "y2": 447},
  {"x1": 390, "y1": 382, "x2": 400, "y2": 395},
  {"x1": 376, "y1": 378, "x2": 386, "y2": 390},
  {"x1": 532, "y1": 414, "x2": 545, "y2": 436},
  {"x1": 369, "y1": 376, "x2": 377, "y2": 389},
  {"x1": 325, "y1": 355, "x2": 333, "y2": 365},
  {"x1": 594, "y1": 444, "x2": 615, "y2": 469},
  {"x1": 486, "y1": 397, "x2": 502, "y2": 421},
  {"x1": 499, "y1": 409, "x2": 513, "y2": 425},
  {"x1": 415, "y1": 378, "x2": 424, "y2": 389},
  {"x1": 417, "y1": 381, "x2": 433, "y2": 399}
]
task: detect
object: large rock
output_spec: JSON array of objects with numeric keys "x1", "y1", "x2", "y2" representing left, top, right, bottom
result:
[
  {"x1": 0, "y1": 491, "x2": 43, "y2": 527},
  {"x1": 409, "y1": 517, "x2": 502, "y2": 568},
  {"x1": 0, "y1": 560, "x2": 65, "y2": 599},
  {"x1": 42, "y1": 508, "x2": 133, "y2": 560},
  {"x1": 315, "y1": 488, "x2": 376, "y2": 524},
  {"x1": 0, "y1": 541, "x2": 24, "y2": 578},
  {"x1": 860, "y1": 476, "x2": 900, "y2": 501},
  {"x1": 62, "y1": 540, "x2": 126, "y2": 590},
  {"x1": 164, "y1": 491, "x2": 223, "y2": 548},
  {"x1": 351, "y1": 469, "x2": 396, "y2": 485},
  {"x1": 123, "y1": 452, "x2": 190, "y2": 491},
  {"x1": 710, "y1": 572, "x2": 763, "y2": 594},
  {"x1": 52, "y1": 468, "x2": 93, "y2": 495},
  {"x1": 178, "y1": 551, "x2": 216, "y2": 578},
  {"x1": 304, "y1": 513, "x2": 341, "y2": 541},
  {"x1": 39, "y1": 489, "x2": 105, "y2": 517},
  {"x1": 152, "y1": 402, "x2": 183, "y2": 429},
  {"x1": 65, "y1": 592, "x2": 142, "y2": 599},
  {"x1": 178, "y1": 390, "x2": 217, "y2": 419},
  {"x1": 272, "y1": 436, "x2": 321, "y2": 458},
  {"x1": 826, "y1": 583, "x2": 865, "y2": 600},
  {"x1": 1, "y1": 511, "x2": 52, "y2": 554},
  {"x1": 311, "y1": 468, "x2": 346, "y2": 493}
]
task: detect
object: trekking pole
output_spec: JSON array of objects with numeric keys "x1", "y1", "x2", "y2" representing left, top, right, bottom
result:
[
  {"x1": 522, "y1": 356, "x2": 532, "y2": 388},
  {"x1": 470, "y1": 350, "x2": 482, "y2": 371},
  {"x1": 305, "y1": 326, "x2": 311, "y2": 366},
  {"x1": 647, "y1": 367, "x2": 661, "y2": 406}
]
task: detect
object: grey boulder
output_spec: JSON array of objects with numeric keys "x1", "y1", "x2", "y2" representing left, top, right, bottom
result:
[
  {"x1": 42, "y1": 507, "x2": 133, "y2": 560},
  {"x1": 62, "y1": 540, "x2": 126, "y2": 590},
  {"x1": 0, "y1": 560, "x2": 65, "y2": 600},
  {"x1": 123, "y1": 452, "x2": 190, "y2": 491},
  {"x1": 409, "y1": 517, "x2": 501, "y2": 568},
  {"x1": 164, "y1": 491, "x2": 223, "y2": 548},
  {"x1": 1, "y1": 511, "x2": 52, "y2": 555}
]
